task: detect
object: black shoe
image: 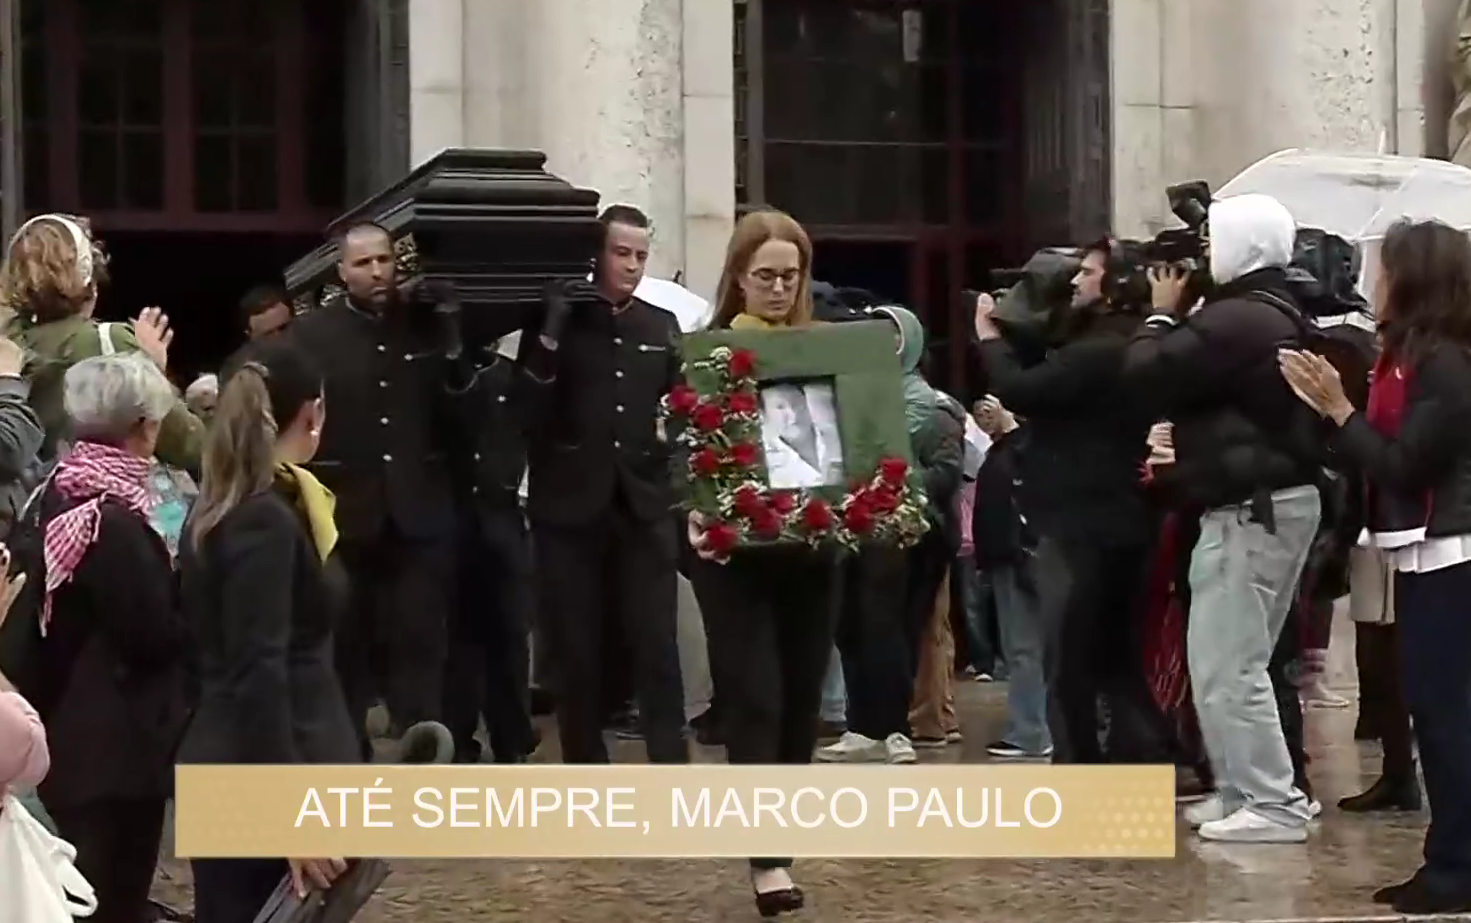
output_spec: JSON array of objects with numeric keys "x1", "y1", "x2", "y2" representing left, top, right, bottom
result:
[
  {"x1": 754, "y1": 885, "x2": 805, "y2": 918},
  {"x1": 1389, "y1": 877, "x2": 1471, "y2": 915},
  {"x1": 530, "y1": 686, "x2": 555, "y2": 717},
  {"x1": 612, "y1": 712, "x2": 644, "y2": 740},
  {"x1": 1339, "y1": 767, "x2": 1422, "y2": 813},
  {"x1": 453, "y1": 741, "x2": 485, "y2": 764},
  {"x1": 1373, "y1": 876, "x2": 1418, "y2": 904},
  {"x1": 815, "y1": 720, "x2": 846, "y2": 743}
]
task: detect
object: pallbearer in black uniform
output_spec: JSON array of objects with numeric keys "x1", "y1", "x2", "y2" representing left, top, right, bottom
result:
[
  {"x1": 288, "y1": 222, "x2": 459, "y2": 757},
  {"x1": 515, "y1": 205, "x2": 689, "y2": 763},
  {"x1": 442, "y1": 329, "x2": 538, "y2": 763}
]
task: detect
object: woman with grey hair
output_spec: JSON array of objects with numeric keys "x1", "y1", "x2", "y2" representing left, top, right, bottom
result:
[{"x1": 22, "y1": 352, "x2": 191, "y2": 923}]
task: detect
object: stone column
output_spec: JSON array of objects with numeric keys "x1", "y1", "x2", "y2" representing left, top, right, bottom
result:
[
  {"x1": 679, "y1": 0, "x2": 735, "y2": 301},
  {"x1": 408, "y1": 0, "x2": 465, "y2": 167},
  {"x1": 524, "y1": 0, "x2": 688, "y2": 281}
]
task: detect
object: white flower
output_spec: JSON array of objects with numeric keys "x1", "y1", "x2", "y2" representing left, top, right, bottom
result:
[{"x1": 710, "y1": 346, "x2": 732, "y2": 361}]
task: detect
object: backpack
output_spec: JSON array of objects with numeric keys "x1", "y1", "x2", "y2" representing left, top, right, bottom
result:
[{"x1": 0, "y1": 476, "x2": 55, "y2": 706}]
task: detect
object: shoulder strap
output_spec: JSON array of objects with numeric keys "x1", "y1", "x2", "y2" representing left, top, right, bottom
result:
[
  {"x1": 97, "y1": 322, "x2": 117, "y2": 356},
  {"x1": 1246, "y1": 290, "x2": 1314, "y2": 341}
]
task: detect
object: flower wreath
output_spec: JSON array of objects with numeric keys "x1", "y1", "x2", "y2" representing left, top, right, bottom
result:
[{"x1": 660, "y1": 345, "x2": 931, "y2": 557}]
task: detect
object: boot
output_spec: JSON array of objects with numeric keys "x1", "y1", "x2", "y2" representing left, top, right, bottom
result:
[{"x1": 1338, "y1": 763, "x2": 1423, "y2": 813}]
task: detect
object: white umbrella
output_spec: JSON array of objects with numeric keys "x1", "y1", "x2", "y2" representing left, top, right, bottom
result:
[
  {"x1": 1217, "y1": 148, "x2": 1471, "y2": 300},
  {"x1": 1216, "y1": 149, "x2": 1471, "y2": 241},
  {"x1": 636, "y1": 276, "x2": 713, "y2": 333}
]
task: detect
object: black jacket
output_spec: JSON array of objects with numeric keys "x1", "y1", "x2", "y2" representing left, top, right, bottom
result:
[
  {"x1": 971, "y1": 428, "x2": 1034, "y2": 568},
  {"x1": 448, "y1": 343, "x2": 527, "y2": 509},
  {"x1": 33, "y1": 493, "x2": 190, "y2": 809},
  {"x1": 289, "y1": 296, "x2": 456, "y2": 543},
  {"x1": 1334, "y1": 342, "x2": 1471, "y2": 540},
  {"x1": 515, "y1": 296, "x2": 681, "y2": 527},
  {"x1": 1123, "y1": 269, "x2": 1321, "y2": 511},
  {"x1": 977, "y1": 310, "x2": 1154, "y2": 547},
  {"x1": 177, "y1": 487, "x2": 361, "y2": 766}
]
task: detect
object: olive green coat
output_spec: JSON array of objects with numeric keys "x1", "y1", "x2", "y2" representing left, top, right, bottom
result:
[{"x1": 6, "y1": 315, "x2": 205, "y2": 474}]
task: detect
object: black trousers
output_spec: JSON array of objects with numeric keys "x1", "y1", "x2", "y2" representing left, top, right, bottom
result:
[
  {"x1": 191, "y1": 859, "x2": 288, "y2": 923},
  {"x1": 834, "y1": 546, "x2": 912, "y2": 740},
  {"x1": 902, "y1": 530, "x2": 954, "y2": 679},
  {"x1": 1268, "y1": 606, "x2": 1311, "y2": 797},
  {"x1": 335, "y1": 523, "x2": 455, "y2": 752},
  {"x1": 535, "y1": 500, "x2": 687, "y2": 763},
  {"x1": 1356, "y1": 621, "x2": 1415, "y2": 779},
  {"x1": 1035, "y1": 535, "x2": 1162, "y2": 764},
  {"x1": 443, "y1": 500, "x2": 536, "y2": 761},
  {"x1": 48, "y1": 797, "x2": 167, "y2": 923},
  {"x1": 1398, "y1": 561, "x2": 1471, "y2": 893},
  {"x1": 692, "y1": 549, "x2": 840, "y2": 869}
]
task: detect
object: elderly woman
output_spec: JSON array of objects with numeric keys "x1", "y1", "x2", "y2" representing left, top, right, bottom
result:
[{"x1": 30, "y1": 353, "x2": 191, "y2": 923}]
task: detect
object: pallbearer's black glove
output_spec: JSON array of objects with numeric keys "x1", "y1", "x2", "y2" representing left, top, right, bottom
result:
[{"x1": 540, "y1": 280, "x2": 576, "y2": 347}]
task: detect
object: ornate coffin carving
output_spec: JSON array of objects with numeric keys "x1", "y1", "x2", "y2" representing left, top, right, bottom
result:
[{"x1": 283, "y1": 148, "x2": 601, "y2": 340}]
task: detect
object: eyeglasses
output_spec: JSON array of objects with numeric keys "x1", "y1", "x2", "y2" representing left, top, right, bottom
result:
[{"x1": 748, "y1": 268, "x2": 801, "y2": 290}]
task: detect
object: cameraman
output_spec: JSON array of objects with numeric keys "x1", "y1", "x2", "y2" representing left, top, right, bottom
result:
[
  {"x1": 972, "y1": 238, "x2": 1160, "y2": 766},
  {"x1": 1122, "y1": 193, "x2": 1318, "y2": 843}
]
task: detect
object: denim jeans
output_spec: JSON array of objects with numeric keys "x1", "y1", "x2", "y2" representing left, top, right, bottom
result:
[
  {"x1": 1189, "y1": 485, "x2": 1319, "y2": 825},
  {"x1": 960, "y1": 557, "x2": 1001, "y2": 676},
  {"x1": 992, "y1": 561, "x2": 1051, "y2": 753},
  {"x1": 819, "y1": 646, "x2": 847, "y2": 723}
]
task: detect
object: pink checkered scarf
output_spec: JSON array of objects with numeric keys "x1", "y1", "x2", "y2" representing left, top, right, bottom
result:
[{"x1": 41, "y1": 441, "x2": 153, "y2": 634}]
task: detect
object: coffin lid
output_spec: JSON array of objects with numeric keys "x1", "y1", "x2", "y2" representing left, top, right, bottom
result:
[{"x1": 282, "y1": 148, "x2": 602, "y2": 317}]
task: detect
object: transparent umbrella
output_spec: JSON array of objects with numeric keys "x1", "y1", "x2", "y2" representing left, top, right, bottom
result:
[
  {"x1": 1217, "y1": 149, "x2": 1471, "y2": 240},
  {"x1": 1217, "y1": 149, "x2": 1471, "y2": 296}
]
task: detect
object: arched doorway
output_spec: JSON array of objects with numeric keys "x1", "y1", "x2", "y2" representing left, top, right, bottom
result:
[{"x1": 13, "y1": 0, "x2": 350, "y2": 379}]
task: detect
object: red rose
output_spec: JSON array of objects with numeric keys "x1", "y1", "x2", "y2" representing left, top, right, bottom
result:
[
  {"x1": 733, "y1": 485, "x2": 765, "y2": 519},
  {"x1": 690, "y1": 448, "x2": 722, "y2": 477},
  {"x1": 704, "y1": 520, "x2": 740, "y2": 556},
  {"x1": 801, "y1": 499, "x2": 835, "y2": 532},
  {"x1": 879, "y1": 457, "x2": 910, "y2": 485},
  {"x1": 728, "y1": 441, "x2": 760, "y2": 468},
  {"x1": 727, "y1": 348, "x2": 757, "y2": 379},
  {"x1": 726, "y1": 390, "x2": 759, "y2": 415},
  {"x1": 752, "y1": 506, "x2": 783, "y2": 539},
  {"x1": 668, "y1": 384, "x2": 699, "y2": 415},
  {"x1": 691, "y1": 401, "x2": 725, "y2": 432},
  {"x1": 770, "y1": 491, "x2": 797, "y2": 515},
  {"x1": 869, "y1": 486, "x2": 901, "y2": 513},
  {"x1": 844, "y1": 502, "x2": 876, "y2": 535}
]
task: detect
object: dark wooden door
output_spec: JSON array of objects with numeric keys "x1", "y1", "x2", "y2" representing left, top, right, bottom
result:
[{"x1": 19, "y1": 0, "x2": 345, "y2": 231}]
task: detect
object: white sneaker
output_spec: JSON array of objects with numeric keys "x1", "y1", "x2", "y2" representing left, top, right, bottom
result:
[
  {"x1": 885, "y1": 733, "x2": 918, "y2": 764},
  {"x1": 1308, "y1": 799, "x2": 1323, "y2": 819},
  {"x1": 1197, "y1": 808, "x2": 1308, "y2": 843},
  {"x1": 815, "y1": 731, "x2": 883, "y2": 763},
  {"x1": 1184, "y1": 794, "x2": 1227, "y2": 829}
]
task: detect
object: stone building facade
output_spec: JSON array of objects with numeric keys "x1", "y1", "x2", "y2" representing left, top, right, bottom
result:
[{"x1": 404, "y1": 0, "x2": 1463, "y2": 298}]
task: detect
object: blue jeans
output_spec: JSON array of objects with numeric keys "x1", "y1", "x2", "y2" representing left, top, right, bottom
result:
[
  {"x1": 819, "y1": 646, "x2": 846, "y2": 723},
  {"x1": 992, "y1": 560, "x2": 1051, "y2": 753},
  {"x1": 960, "y1": 556, "x2": 1002, "y2": 676}
]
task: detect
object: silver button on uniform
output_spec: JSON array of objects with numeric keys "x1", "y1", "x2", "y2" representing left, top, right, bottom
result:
[{"x1": 383, "y1": 454, "x2": 393, "y2": 462}]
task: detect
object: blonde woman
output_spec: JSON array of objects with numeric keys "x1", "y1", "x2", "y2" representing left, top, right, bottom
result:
[
  {"x1": 0, "y1": 213, "x2": 203, "y2": 471},
  {"x1": 687, "y1": 210, "x2": 838, "y2": 917}
]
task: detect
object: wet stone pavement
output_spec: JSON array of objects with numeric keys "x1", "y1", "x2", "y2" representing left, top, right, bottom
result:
[{"x1": 154, "y1": 611, "x2": 1453, "y2": 923}]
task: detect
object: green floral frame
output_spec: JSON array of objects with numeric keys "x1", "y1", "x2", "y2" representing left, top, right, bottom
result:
[{"x1": 663, "y1": 321, "x2": 930, "y2": 553}]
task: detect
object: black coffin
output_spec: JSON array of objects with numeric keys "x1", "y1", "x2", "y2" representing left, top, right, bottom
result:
[{"x1": 282, "y1": 148, "x2": 601, "y2": 341}]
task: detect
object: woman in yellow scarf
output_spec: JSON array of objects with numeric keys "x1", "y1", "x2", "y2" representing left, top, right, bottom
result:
[
  {"x1": 687, "y1": 209, "x2": 840, "y2": 917},
  {"x1": 174, "y1": 338, "x2": 361, "y2": 923}
]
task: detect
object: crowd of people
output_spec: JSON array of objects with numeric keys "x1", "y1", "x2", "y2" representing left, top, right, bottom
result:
[{"x1": 0, "y1": 189, "x2": 1467, "y2": 922}]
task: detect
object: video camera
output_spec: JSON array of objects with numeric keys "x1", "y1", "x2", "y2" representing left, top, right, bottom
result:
[{"x1": 1108, "y1": 180, "x2": 1214, "y2": 307}]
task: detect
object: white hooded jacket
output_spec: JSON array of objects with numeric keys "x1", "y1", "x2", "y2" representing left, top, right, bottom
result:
[{"x1": 1208, "y1": 193, "x2": 1297, "y2": 286}]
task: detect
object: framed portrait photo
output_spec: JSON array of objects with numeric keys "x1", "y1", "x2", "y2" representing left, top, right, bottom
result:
[{"x1": 663, "y1": 320, "x2": 930, "y2": 552}]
